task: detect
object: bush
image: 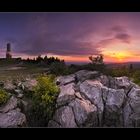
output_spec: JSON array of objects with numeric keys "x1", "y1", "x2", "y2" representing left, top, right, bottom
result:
[
  {"x1": 29, "y1": 75, "x2": 59, "y2": 126},
  {"x1": 86, "y1": 63, "x2": 106, "y2": 72},
  {"x1": 49, "y1": 62, "x2": 70, "y2": 76},
  {"x1": 0, "y1": 89, "x2": 9, "y2": 106},
  {"x1": 132, "y1": 70, "x2": 140, "y2": 85},
  {"x1": 104, "y1": 67, "x2": 130, "y2": 77}
]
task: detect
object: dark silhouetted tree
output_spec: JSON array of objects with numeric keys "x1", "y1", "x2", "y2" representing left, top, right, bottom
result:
[
  {"x1": 36, "y1": 55, "x2": 43, "y2": 63},
  {"x1": 88, "y1": 54, "x2": 105, "y2": 72},
  {"x1": 44, "y1": 55, "x2": 48, "y2": 62},
  {"x1": 129, "y1": 63, "x2": 133, "y2": 73},
  {"x1": 89, "y1": 54, "x2": 104, "y2": 65}
]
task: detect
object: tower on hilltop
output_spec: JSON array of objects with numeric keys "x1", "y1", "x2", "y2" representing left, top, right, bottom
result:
[{"x1": 6, "y1": 43, "x2": 12, "y2": 59}]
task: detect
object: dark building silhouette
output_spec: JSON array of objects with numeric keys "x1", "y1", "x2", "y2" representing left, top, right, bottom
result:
[
  {"x1": 0, "y1": 43, "x2": 21, "y2": 64},
  {"x1": 6, "y1": 43, "x2": 12, "y2": 59}
]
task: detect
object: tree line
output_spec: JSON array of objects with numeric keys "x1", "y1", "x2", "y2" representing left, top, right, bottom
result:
[{"x1": 22, "y1": 55, "x2": 65, "y2": 65}]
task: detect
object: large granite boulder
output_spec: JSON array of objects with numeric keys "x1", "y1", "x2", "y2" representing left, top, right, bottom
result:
[
  {"x1": 75, "y1": 70, "x2": 99, "y2": 82},
  {"x1": 56, "y1": 74, "x2": 75, "y2": 86},
  {"x1": 123, "y1": 101, "x2": 133, "y2": 127},
  {"x1": 50, "y1": 106, "x2": 77, "y2": 128},
  {"x1": 104, "y1": 88, "x2": 126, "y2": 127},
  {"x1": 0, "y1": 108, "x2": 26, "y2": 128},
  {"x1": 57, "y1": 83, "x2": 75, "y2": 107},
  {"x1": 69, "y1": 98, "x2": 98, "y2": 127},
  {"x1": 79, "y1": 80, "x2": 104, "y2": 125},
  {"x1": 123, "y1": 87, "x2": 140, "y2": 127},
  {"x1": 0, "y1": 95, "x2": 27, "y2": 128},
  {"x1": 115, "y1": 77, "x2": 133, "y2": 93},
  {"x1": 115, "y1": 77, "x2": 131, "y2": 89},
  {"x1": 97, "y1": 75, "x2": 110, "y2": 87}
]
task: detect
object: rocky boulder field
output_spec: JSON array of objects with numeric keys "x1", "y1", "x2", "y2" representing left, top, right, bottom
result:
[
  {"x1": 0, "y1": 78, "x2": 37, "y2": 128},
  {"x1": 49, "y1": 70, "x2": 140, "y2": 127},
  {"x1": 1, "y1": 70, "x2": 140, "y2": 128}
]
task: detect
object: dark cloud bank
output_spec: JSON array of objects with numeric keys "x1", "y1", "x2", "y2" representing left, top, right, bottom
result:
[{"x1": 1, "y1": 13, "x2": 133, "y2": 59}]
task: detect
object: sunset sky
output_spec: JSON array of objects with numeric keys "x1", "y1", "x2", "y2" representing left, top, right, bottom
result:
[{"x1": 1, "y1": 12, "x2": 140, "y2": 63}]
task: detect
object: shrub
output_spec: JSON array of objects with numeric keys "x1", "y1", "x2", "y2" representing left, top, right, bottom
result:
[
  {"x1": 0, "y1": 89, "x2": 9, "y2": 106},
  {"x1": 132, "y1": 70, "x2": 140, "y2": 85},
  {"x1": 104, "y1": 67, "x2": 130, "y2": 77},
  {"x1": 29, "y1": 75, "x2": 59, "y2": 126},
  {"x1": 49, "y1": 61, "x2": 70, "y2": 76}
]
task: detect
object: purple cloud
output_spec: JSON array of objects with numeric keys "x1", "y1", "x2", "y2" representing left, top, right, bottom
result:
[
  {"x1": 111, "y1": 25, "x2": 126, "y2": 33},
  {"x1": 1, "y1": 13, "x2": 136, "y2": 60},
  {"x1": 115, "y1": 33, "x2": 131, "y2": 43},
  {"x1": 15, "y1": 37, "x2": 100, "y2": 56}
]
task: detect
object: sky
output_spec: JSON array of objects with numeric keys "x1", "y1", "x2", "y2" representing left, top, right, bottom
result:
[{"x1": 1, "y1": 12, "x2": 140, "y2": 63}]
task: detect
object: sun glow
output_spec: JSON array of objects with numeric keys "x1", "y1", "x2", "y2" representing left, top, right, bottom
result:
[
  {"x1": 104, "y1": 51, "x2": 133, "y2": 62},
  {"x1": 115, "y1": 52, "x2": 128, "y2": 62},
  {"x1": 100, "y1": 42, "x2": 134, "y2": 62}
]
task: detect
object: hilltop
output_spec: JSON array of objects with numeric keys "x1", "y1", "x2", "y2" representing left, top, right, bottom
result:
[{"x1": 0, "y1": 70, "x2": 140, "y2": 127}]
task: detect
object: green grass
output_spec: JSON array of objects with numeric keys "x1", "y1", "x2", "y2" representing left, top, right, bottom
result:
[{"x1": 0, "y1": 65, "x2": 48, "y2": 81}]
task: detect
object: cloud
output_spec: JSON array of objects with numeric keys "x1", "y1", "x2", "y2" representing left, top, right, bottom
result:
[
  {"x1": 110, "y1": 25, "x2": 132, "y2": 43},
  {"x1": 115, "y1": 33, "x2": 131, "y2": 43},
  {"x1": 98, "y1": 38, "x2": 115, "y2": 46},
  {"x1": 110, "y1": 25, "x2": 126, "y2": 33},
  {"x1": 10, "y1": 14, "x2": 102, "y2": 57},
  {"x1": 97, "y1": 25, "x2": 132, "y2": 47},
  {"x1": 2, "y1": 14, "x2": 132, "y2": 59},
  {"x1": 12, "y1": 24, "x2": 131, "y2": 57},
  {"x1": 14, "y1": 37, "x2": 100, "y2": 56}
]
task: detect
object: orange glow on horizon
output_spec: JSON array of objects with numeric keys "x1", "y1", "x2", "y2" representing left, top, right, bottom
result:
[
  {"x1": 100, "y1": 41, "x2": 137, "y2": 63},
  {"x1": 47, "y1": 54, "x2": 89, "y2": 62},
  {"x1": 15, "y1": 53, "x2": 140, "y2": 63},
  {"x1": 12, "y1": 49, "x2": 140, "y2": 63},
  {"x1": 103, "y1": 52, "x2": 132, "y2": 62}
]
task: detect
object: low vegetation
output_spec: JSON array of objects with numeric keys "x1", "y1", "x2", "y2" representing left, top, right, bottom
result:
[
  {"x1": 131, "y1": 70, "x2": 140, "y2": 85},
  {"x1": 104, "y1": 67, "x2": 130, "y2": 77},
  {"x1": 28, "y1": 75, "x2": 60, "y2": 127},
  {"x1": 49, "y1": 61, "x2": 70, "y2": 76},
  {"x1": 0, "y1": 89, "x2": 9, "y2": 106}
]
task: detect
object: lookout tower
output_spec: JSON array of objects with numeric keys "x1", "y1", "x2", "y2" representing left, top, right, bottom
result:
[{"x1": 6, "y1": 43, "x2": 12, "y2": 59}]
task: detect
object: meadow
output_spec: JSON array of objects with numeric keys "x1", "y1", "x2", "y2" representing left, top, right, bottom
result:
[{"x1": 0, "y1": 64, "x2": 48, "y2": 81}]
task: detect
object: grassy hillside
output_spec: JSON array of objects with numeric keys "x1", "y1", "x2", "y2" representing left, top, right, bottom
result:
[{"x1": 0, "y1": 65, "x2": 48, "y2": 81}]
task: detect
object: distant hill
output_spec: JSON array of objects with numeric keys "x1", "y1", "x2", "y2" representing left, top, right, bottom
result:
[{"x1": 106, "y1": 62, "x2": 140, "y2": 69}]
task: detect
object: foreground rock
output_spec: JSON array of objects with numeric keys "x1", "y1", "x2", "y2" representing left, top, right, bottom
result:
[
  {"x1": 57, "y1": 83, "x2": 75, "y2": 107},
  {"x1": 0, "y1": 109, "x2": 26, "y2": 128},
  {"x1": 49, "y1": 106, "x2": 77, "y2": 128},
  {"x1": 79, "y1": 80, "x2": 104, "y2": 125},
  {"x1": 56, "y1": 74, "x2": 75, "y2": 85},
  {"x1": 49, "y1": 70, "x2": 140, "y2": 127},
  {"x1": 0, "y1": 77, "x2": 38, "y2": 128},
  {"x1": 123, "y1": 87, "x2": 140, "y2": 127},
  {"x1": 0, "y1": 95, "x2": 27, "y2": 128},
  {"x1": 104, "y1": 88, "x2": 125, "y2": 126},
  {"x1": 69, "y1": 98, "x2": 98, "y2": 127},
  {"x1": 0, "y1": 96, "x2": 18, "y2": 113},
  {"x1": 3, "y1": 80, "x2": 16, "y2": 92},
  {"x1": 0, "y1": 82, "x2": 30, "y2": 128},
  {"x1": 1, "y1": 70, "x2": 140, "y2": 127},
  {"x1": 75, "y1": 70, "x2": 99, "y2": 82},
  {"x1": 22, "y1": 79, "x2": 37, "y2": 91}
]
